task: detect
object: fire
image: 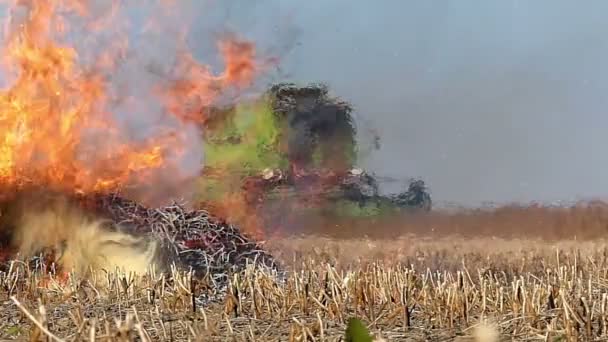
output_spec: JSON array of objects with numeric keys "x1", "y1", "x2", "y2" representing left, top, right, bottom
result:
[
  {"x1": 160, "y1": 37, "x2": 258, "y2": 125},
  {"x1": 0, "y1": 0, "x2": 262, "y2": 204}
]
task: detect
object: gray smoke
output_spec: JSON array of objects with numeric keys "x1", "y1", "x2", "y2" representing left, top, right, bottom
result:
[
  {"x1": 5, "y1": 0, "x2": 607, "y2": 208},
  {"x1": 194, "y1": 0, "x2": 608, "y2": 207}
]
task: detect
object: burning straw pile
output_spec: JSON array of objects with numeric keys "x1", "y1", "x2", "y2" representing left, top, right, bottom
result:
[
  {"x1": 0, "y1": 190, "x2": 281, "y2": 292},
  {"x1": 87, "y1": 193, "x2": 281, "y2": 282},
  {"x1": 0, "y1": 0, "x2": 281, "y2": 287}
]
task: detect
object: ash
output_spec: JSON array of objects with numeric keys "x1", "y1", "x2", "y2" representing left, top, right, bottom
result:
[{"x1": 87, "y1": 194, "x2": 281, "y2": 284}]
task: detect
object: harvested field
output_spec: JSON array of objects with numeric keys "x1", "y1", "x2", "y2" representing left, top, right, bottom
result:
[
  {"x1": 276, "y1": 201, "x2": 608, "y2": 240},
  {"x1": 1, "y1": 0, "x2": 602, "y2": 341},
  {"x1": 2, "y1": 202, "x2": 608, "y2": 341}
]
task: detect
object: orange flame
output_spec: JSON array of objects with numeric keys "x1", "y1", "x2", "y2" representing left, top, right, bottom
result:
[
  {"x1": 160, "y1": 37, "x2": 258, "y2": 125},
  {"x1": 0, "y1": 0, "x2": 262, "y2": 203}
]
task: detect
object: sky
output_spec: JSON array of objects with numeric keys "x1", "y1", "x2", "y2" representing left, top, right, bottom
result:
[
  {"x1": 196, "y1": 0, "x2": 608, "y2": 207},
  {"x1": 4, "y1": 0, "x2": 608, "y2": 208}
]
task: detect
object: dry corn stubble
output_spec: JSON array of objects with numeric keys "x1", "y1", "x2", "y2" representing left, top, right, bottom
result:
[
  {"x1": 3, "y1": 195, "x2": 608, "y2": 340},
  {"x1": 2, "y1": 233, "x2": 608, "y2": 341}
]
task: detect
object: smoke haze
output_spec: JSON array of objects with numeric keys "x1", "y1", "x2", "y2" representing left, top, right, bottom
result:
[
  {"x1": 195, "y1": 0, "x2": 608, "y2": 207},
  {"x1": 3, "y1": 1, "x2": 607, "y2": 208}
]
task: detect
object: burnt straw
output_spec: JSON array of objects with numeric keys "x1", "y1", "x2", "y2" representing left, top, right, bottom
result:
[{"x1": 89, "y1": 193, "x2": 281, "y2": 281}]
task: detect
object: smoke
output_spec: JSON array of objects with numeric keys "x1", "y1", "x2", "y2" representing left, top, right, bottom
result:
[
  {"x1": 199, "y1": 0, "x2": 608, "y2": 207},
  {"x1": 0, "y1": 0, "x2": 277, "y2": 206},
  {"x1": 3, "y1": 1, "x2": 606, "y2": 208}
]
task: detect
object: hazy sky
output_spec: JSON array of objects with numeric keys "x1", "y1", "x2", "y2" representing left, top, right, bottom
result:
[
  {"x1": 6, "y1": 1, "x2": 608, "y2": 207},
  {"x1": 195, "y1": 0, "x2": 608, "y2": 207}
]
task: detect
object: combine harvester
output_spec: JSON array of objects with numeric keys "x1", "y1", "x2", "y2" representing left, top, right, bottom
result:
[{"x1": 197, "y1": 83, "x2": 432, "y2": 229}]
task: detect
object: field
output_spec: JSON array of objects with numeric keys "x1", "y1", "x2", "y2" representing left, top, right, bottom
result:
[{"x1": 2, "y1": 204, "x2": 608, "y2": 341}]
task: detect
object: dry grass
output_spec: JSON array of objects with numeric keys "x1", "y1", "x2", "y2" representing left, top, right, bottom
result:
[
  {"x1": 279, "y1": 201, "x2": 608, "y2": 240},
  {"x1": 0, "y1": 236, "x2": 607, "y2": 341},
  {"x1": 3, "y1": 204, "x2": 608, "y2": 341}
]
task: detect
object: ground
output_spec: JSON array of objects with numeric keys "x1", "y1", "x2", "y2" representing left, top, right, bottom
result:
[{"x1": 2, "y1": 203, "x2": 608, "y2": 341}]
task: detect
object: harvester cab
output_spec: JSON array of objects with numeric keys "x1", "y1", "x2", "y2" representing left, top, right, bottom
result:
[{"x1": 198, "y1": 82, "x2": 432, "y2": 221}]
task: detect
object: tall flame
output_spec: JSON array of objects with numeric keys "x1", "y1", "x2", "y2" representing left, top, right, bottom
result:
[{"x1": 0, "y1": 0, "x2": 261, "y2": 203}]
